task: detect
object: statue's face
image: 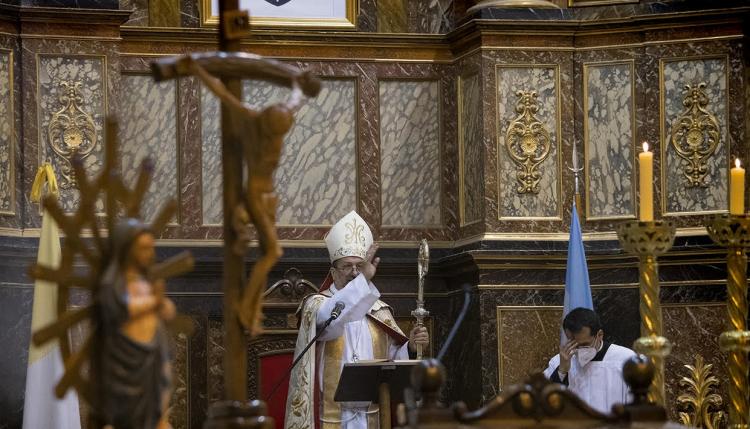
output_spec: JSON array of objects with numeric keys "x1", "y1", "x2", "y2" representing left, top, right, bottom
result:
[{"x1": 128, "y1": 232, "x2": 156, "y2": 272}]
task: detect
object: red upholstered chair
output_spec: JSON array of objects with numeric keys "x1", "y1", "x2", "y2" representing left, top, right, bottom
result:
[
  {"x1": 259, "y1": 349, "x2": 295, "y2": 429},
  {"x1": 249, "y1": 268, "x2": 319, "y2": 429}
]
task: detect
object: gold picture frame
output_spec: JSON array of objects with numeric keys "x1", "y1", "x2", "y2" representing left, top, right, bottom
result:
[{"x1": 201, "y1": 0, "x2": 358, "y2": 29}]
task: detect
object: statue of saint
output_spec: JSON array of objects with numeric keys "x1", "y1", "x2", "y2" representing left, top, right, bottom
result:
[{"x1": 92, "y1": 218, "x2": 176, "y2": 429}]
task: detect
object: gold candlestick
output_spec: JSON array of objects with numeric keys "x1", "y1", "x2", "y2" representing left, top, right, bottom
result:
[
  {"x1": 616, "y1": 220, "x2": 676, "y2": 406},
  {"x1": 706, "y1": 214, "x2": 750, "y2": 429}
]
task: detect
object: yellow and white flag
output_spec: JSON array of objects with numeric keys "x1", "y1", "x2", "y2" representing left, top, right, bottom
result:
[{"x1": 22, "y1": 164, "x2": 80, "y2": 429}]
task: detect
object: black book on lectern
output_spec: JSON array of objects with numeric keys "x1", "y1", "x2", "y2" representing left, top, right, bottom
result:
[{"x1": 333, "y1": 360, "x2": 419, "y2": 404}]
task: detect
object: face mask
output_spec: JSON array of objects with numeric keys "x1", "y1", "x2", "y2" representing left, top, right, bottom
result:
[
  {"x1": 576, "y1": 346, "x2": 597, "y2": 366},
  {"x1": 576, "y1": 338, "x2": 601, "y2": 367}
]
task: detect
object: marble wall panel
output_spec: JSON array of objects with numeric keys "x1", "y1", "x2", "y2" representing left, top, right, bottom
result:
[
  {"x1": 177, "y1": 76, "x2": 202, "y2": 238},
  {"x1": 0, "y1": 49, "x2": 14, "y2": 215},
  {"x1": 584, "y1": 61, "x2": 635, "y2": 220},
  {"x1": 379, "y1": 79, "x2": 441, "y2": 227},
  {"x1": 168, "y1": 59, "x2": 457, "y2": 241},
  {"x1": 406, "y1": 0, "x2": 451, "y2": 33},
  {"x1": 459, "y1": 72, "x2": 482, "y2": 226},
  {"x1": 663, "y1": 303, "x2": 728, "y2": 421},
  {"x1": 122, "y1": 0, "x2": 148, "y2": 26},
  {"x1": 0, "y1": 285, "x2": 33, "y2": 429},
  {"x1": 496, "y1": 65, "x2": 561, "y2": 220},
  {"x1": 377, "y1": 0, "x2": 408, "y2": 32},
  {"x1": 357, "y1": 0, "x2": 377, "y2": 32},
  {"x1": 200, "y1": 84, "x2": 221, "y2": 226},
  {"x1": 37, "y1": 55, "x2": 107, "y2": 213},
  {"x1": 207, "y1": 317, "x2": 224, "y2": 404},
  {"x1": 442, "y1": 290, "x2": 482, "y2": 407},
  {"x1": 180, "y1": 0, "x2": 201, "y2": 27},
  {"x1": 0, "y1": 35, "x2": 20, "y2": 230},
  {"x1": 120, "y1": 75, "x2": 178, "y2": 224},
  {"x1": 201, "y1": 78, "x2": 357, "y2": 227},
  {"x1": 169, "y1": 331, "x2": 189, "y2": 429},
  {"x1": 496, "y1": 306, "x2": 562, "y2": 388},
  {"x1": 661, "y1": 57, "x2": 728, "y2": 215}
]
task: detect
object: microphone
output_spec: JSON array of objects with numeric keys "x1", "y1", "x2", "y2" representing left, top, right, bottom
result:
[
  {"x1": 330, "y1": 301, "x2": 345, "y2": 321},
  {"x1": 265, "y1": 300, "x2": 345, "y2": 402}
]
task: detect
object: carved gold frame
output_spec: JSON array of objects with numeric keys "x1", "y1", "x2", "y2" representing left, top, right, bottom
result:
[
  {"x1": 582, "y1": 59, "x2": 637, "y2": 221},
  {"x1": 659, "y1": 55, "x2": 730, "y2": 217},
  {"x1": 35, "y1": 53, "x2": 108, "y2": 214},
  {"x1": 458, "y1": 69, "x2": 482, "y2": 227},
  {"x1": 199, "y1": 76, "x2": 361, "y2": 229},
  {"x1": 378, "y1": 77, "x2": 444, "y2": 230},
  {"x1": 495, "y1": 64, "x2": 563, "y2": 221},
  {"x1": 200, "y1": 0, "x2": 358, "y2": 29},
  {"x1": 0, "y1": 49, "x2": 15, "y2": 216},
  {"x1": 496, "y1": 305, "x2": 562, "y2": 388}
]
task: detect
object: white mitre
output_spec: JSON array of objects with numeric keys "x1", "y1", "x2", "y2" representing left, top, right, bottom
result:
[{"x1": 325, "y1": 210, "x2": 373, "y2": 263}]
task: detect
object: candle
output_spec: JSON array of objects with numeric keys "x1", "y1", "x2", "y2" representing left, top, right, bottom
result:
[
  {"x1": 639, "y1": 142, "x2": 654, "y2": 222},
  {"x1": 730, "y1": 158, "x2": 745, "y2": 215}
]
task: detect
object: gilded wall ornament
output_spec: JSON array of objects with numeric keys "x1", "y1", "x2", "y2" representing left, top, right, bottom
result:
[
  {"x1": 677, "y1": 355, "x2": 726, "y2": 429},
  {"x1": 505, "y1": 90, "x2": 551, "y2": 194},
  {"x1": 47, "y1": 81, "x2": 97, "y2": 188},
  {"x1": 669, "y1": 82, "x2": 721, "y2": 188}
]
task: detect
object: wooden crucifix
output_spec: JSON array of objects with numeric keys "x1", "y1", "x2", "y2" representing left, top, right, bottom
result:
[{"x1": 151, "y1": 0, "x2": 320, "y2": 414}]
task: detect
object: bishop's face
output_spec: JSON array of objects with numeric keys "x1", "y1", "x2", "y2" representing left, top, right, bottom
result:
[{"x1": 331, "y1": 256, "x2": 364, "y2": 289}]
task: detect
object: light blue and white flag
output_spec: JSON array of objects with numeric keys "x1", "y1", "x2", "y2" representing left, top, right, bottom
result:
[{"x1": 561, "y1": 202, "x2": 594, "y2": 344}]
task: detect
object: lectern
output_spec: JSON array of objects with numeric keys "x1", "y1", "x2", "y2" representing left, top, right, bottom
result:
[{"x1": 334, "y1": 360, "x2": 419, "y2": 429}]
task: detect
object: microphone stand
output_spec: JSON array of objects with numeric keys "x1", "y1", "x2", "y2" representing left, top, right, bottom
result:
[
  {"x1": 437, "y1": 284, "x2": 472, "y2": 362},
  {"x1": 265, "y1": 311, "x2": 340, "y2": 402}
]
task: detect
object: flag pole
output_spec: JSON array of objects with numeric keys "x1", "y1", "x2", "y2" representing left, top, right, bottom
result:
[{"x1": 569, "y1": 140, "x2": 583, "y2": 223}]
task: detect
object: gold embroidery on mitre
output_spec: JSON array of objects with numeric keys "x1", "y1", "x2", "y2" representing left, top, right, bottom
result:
[{"x1": 345, "y1": 217, "x2": 366, "y2": 245}]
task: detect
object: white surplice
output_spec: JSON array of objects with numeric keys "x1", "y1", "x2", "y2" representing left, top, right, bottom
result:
[
  {"x1": 543, "y1": 344, "x2": 635, "y2": 414},
  {"x1": 318, "y1": 276, "x2": 409, "y2": 429}
]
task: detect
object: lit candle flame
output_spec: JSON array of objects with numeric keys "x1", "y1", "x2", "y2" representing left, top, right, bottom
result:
[
  {"x1": 736, "y1": 158, "x2": 742, "y2": 169},
  {"x1": 642, "y1": 142, "x2": 649, "y2": 152}
]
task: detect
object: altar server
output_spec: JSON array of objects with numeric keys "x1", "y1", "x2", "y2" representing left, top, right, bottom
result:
[{"x1": 544, "y1": 307, "x2": 635, "y2": 414}]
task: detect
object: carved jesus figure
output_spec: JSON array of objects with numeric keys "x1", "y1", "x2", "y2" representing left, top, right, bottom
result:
[{"x1": 172, "y1": 55, "x2": 319, "y2": 335}]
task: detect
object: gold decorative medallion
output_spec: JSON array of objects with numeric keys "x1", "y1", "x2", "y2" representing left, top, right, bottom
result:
[
  {"x1": 505, "y1": 90, "x2": 551, "y2": 194},
  {"x1": 47, "y1": 81, "x2": 97, "y2": 188},
  {"x1": 669, "y1": 82, "x2": 720, "y2": 188},
  {"x1": 677, "y1": 355, "x2": 726, "y2": 429}
]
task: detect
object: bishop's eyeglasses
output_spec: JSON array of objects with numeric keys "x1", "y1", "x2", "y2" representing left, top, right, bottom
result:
[{"x1": 333, "y1": 262, "x2": 365, "y2": 275}]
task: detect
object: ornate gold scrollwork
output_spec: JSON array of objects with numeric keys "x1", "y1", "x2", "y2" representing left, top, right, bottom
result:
[
  {"x1": 505, "y1": 90, "x2": 551, "y2": 194},
  {"x1": 47, "y1": 81, "x2": 97, "y2": 188},
  {"x1": 669, "y1": 82, "x2": 721, "y2": 188},
  {"x1": 677, "y1": 355, "x2": 726, "y2": 429}
]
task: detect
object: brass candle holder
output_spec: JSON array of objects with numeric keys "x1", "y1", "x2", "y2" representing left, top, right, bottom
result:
[
  {"x1": 706, "y1": 214, "x2": 750, "y2": 429},
  {"x1": 616, "y1": 220, "x2": 676, "y2": 406}
]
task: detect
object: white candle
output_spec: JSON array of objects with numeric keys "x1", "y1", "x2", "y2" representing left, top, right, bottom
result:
[
  {"x1": 639, "y1": 142, "x2": 654, "y2": 222},
  {"x1": 730, "y1": 158, "x2": 745, "y2": 215}
]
